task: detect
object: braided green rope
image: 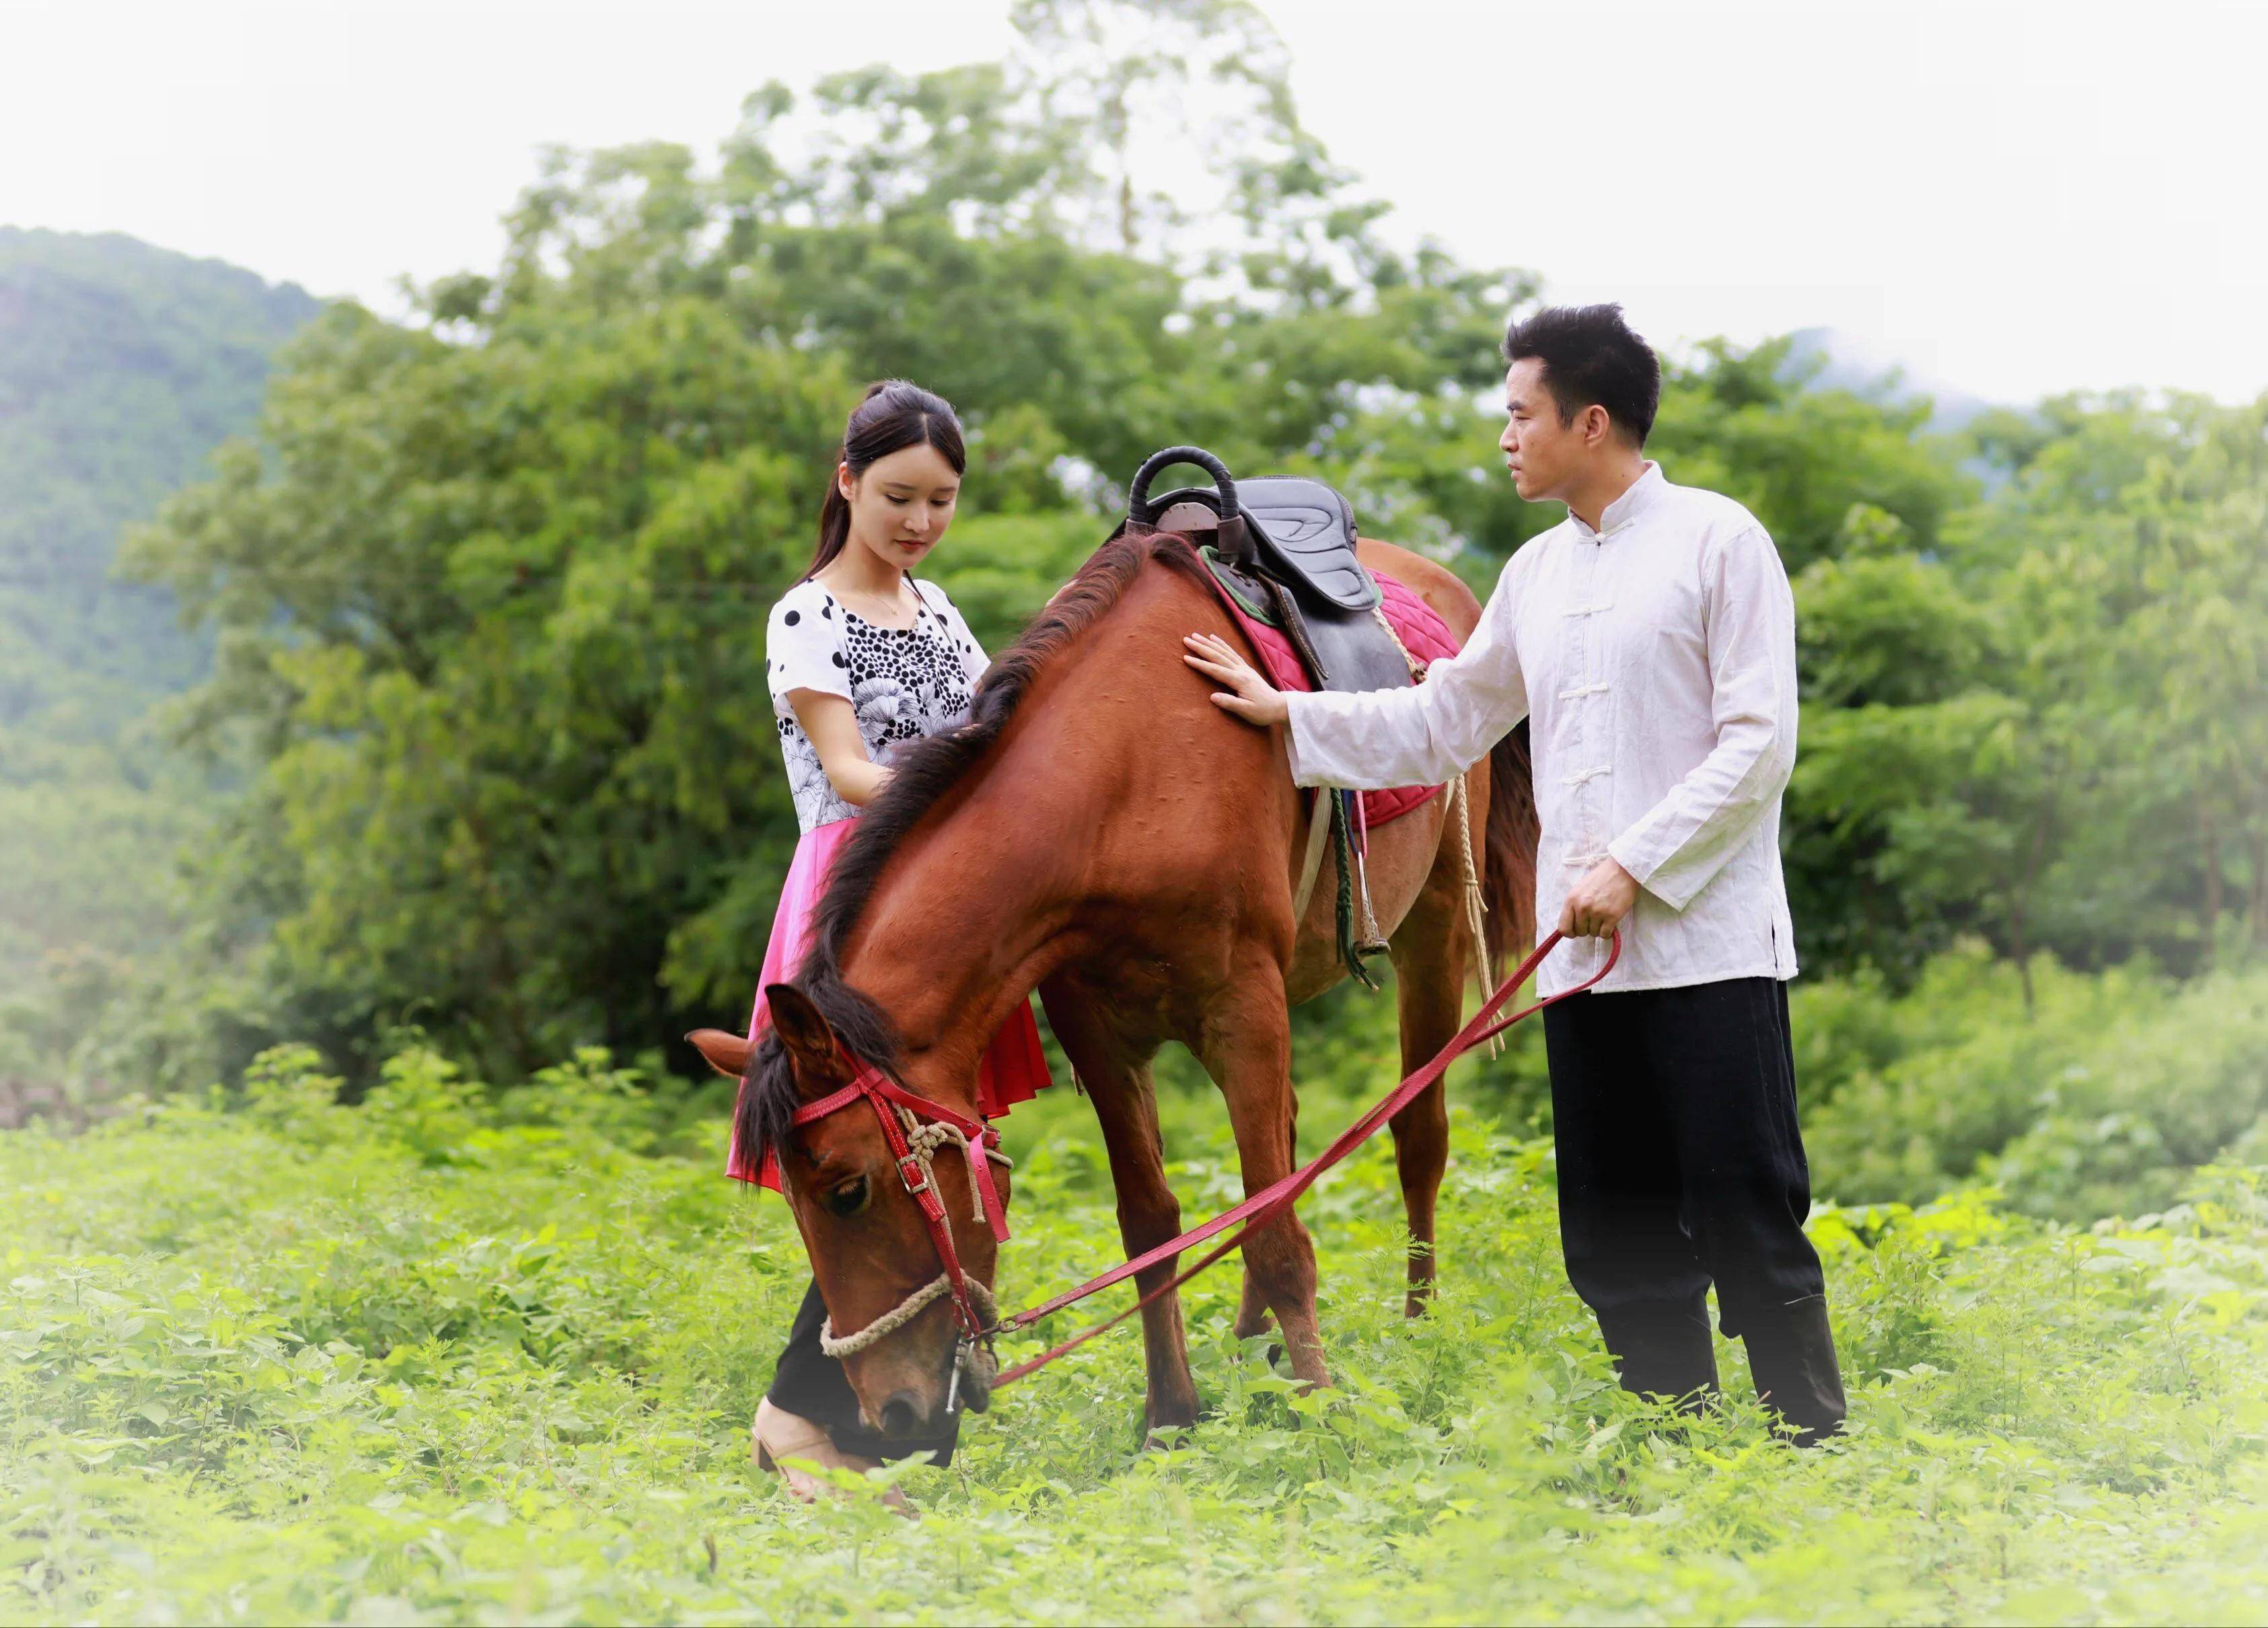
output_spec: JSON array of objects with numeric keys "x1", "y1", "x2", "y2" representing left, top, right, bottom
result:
[{"x1": 1332, "y1": 790, "x2": 1383, "y2": 990}]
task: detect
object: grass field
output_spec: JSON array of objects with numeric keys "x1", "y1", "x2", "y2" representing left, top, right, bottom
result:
[{"x1": 5, "y1": 1042, "x2": 2266, "y2": 1624}]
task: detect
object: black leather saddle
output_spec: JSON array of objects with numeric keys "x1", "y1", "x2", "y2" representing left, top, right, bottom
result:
[{"x1": 1130, "y1": 445, "x2": 1413, "y2": 696}]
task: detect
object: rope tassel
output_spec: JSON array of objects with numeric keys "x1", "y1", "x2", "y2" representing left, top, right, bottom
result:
[
  {"x1": 1447, "y1": 773, "x2": 1503, "y2": 1058},
  {"x1": 896, "y1": 1105, "x2": 1015, "y2": 1227}
]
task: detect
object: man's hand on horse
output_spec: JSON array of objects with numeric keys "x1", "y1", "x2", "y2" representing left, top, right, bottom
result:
[
  {"x1": 1183, "y1": 632, "x2": 1290, "y2": 728},
  {"x1": 1559, "y1": 856, "x2": 1640, "y2": 939}
]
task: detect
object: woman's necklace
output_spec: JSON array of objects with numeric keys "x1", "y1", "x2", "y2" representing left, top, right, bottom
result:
[{"x1": 815, "y1": 563, "x2": 922, "y2": 630}]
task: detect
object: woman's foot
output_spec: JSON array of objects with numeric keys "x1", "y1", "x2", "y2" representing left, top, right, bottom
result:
[{"x1": 751, "y1": 1399, "x2": 909, "y2": 1511}]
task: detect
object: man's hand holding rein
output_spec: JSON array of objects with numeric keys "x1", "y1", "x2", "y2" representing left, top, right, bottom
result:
[{"x1": 1559, "y1": 855, "x2": 1640, "y2": 939}]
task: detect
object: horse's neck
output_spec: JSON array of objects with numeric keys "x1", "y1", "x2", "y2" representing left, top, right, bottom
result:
[
  {"x1": 834, "y1": 554, "x2": 1218, "y2": 1082},
  {"x1": 837, "y1": 685, "x2": 1095, "y2": 1080}
]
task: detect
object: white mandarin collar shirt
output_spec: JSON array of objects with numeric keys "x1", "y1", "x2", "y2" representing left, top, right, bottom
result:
[{"x1": 1284, "y1": 461, "x2": 1800, "y2": 998}]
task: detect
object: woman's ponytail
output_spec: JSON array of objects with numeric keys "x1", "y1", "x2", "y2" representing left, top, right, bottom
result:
[
  {"x1": 810, "y1": 470, "x2": 854, "y2": 578},
  {"x1": 802, "y1": 379, "x2": 967, "y2": 580}
]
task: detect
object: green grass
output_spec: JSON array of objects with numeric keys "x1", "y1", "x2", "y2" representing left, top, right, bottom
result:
[{"x1": 4, "y1": 1044, "x2": 2265, "y2": 1624}]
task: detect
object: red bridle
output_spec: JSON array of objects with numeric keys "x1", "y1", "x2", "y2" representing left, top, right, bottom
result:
[{"x1": 787, "y1": 1061, "x2": 1010, "y2": 1350}]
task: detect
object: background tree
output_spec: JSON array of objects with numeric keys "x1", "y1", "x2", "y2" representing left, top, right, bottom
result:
[{"x1": 1789, "y1": 390, "x2": 2268, "y2": 990}]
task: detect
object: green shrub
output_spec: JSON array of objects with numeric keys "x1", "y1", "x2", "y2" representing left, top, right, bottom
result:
[
  {"x1": 1798, "y1": 948, "x2": 2268, "y2": 1219},
  {"x1": 1985, "y1": 967, "x2": 2268, "y2": 1220}
]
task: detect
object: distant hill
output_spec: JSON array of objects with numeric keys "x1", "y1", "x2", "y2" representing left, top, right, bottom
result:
[
  {"x1": 0, "y1": 227, "x2": 320, "y2": 731},
  {"x1": 0, "y1": 229, "x2": 319, "y2": 984},
  {"x1": 1782, "y1": 326, "x2": 1998, "y2": 432}
]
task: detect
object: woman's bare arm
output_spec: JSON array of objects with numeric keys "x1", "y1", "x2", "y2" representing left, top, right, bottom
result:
[{"x1": 787, "y1": 690, "x2": 891, "y2": 807}]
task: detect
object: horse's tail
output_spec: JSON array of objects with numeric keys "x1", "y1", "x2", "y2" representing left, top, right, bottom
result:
[{"x1": 1479, "y1": 720, "x2": 1539, "y2": 980}]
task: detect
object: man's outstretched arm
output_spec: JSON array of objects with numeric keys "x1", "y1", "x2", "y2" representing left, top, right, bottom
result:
[{"x1": 1181, "y1": 564, "x2": 1530, "y2": 790}]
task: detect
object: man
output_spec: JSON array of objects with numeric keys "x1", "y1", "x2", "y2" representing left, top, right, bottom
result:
[{"x1": 1181, "y1": 303, "x2": 1845, "y2": 1442}]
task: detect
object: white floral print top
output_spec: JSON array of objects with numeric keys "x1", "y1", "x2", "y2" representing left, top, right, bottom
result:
[{"x1": 766, "y1": 576, "x2": 990, "y2": 833}]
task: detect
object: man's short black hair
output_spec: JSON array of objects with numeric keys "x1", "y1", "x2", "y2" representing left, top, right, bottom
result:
[{"x1": 1502, "y1": 303, "x2": 1661, "y2": 446}]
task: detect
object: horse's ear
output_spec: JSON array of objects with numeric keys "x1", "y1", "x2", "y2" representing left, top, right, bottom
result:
[
  {"x1": 764, "y1": 983, "x2": 842, "y2": 1083},
  {"x1": 685, "y1": 1029, "x2": 754, "y2": 1079}
]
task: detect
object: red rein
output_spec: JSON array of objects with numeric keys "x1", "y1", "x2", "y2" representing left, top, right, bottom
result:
[{"x1": 800, "y1": 928, "x2": 1620, "y2": 1393}]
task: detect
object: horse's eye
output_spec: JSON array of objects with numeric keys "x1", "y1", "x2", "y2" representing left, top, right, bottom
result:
[{"x1": 824, "y1": 1176, "x2": 871, "y2": 1218}]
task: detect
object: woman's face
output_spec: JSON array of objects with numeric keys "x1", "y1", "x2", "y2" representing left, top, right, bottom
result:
[{"x1": 841, "y1": 441, "x2": 961, "y2": 575}]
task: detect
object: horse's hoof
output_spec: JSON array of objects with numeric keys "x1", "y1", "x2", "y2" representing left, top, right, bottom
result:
[{"x1": 1140, "y1": 1391, "x2": 1200, "y2": 1448}]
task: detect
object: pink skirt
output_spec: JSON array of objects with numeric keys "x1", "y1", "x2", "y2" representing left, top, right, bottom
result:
[{"x1": 726, "y1": 815, "x2": 1054, "y2": 1187}]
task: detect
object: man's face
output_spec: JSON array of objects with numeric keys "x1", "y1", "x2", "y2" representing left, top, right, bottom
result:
[{"x1": 1498, "y1": 357, "x2": 1584, "y2": 503}]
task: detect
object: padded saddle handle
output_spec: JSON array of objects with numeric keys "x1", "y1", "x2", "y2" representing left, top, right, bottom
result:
[
  {"x1": 1129, "y1": 445, "x2": 1238, "y2": 523},
  {"x1": 1128, "y1": 445, "x2": 1249, "y2": 567}
]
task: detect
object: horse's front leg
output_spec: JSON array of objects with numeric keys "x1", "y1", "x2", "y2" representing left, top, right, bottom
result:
[
  {"x1": 1200, "y1": 963, "x2": 1331, "y2": 1389},
  {"x1": 1039, "y1": 984, "x2": 1200, "y2": 1434}
]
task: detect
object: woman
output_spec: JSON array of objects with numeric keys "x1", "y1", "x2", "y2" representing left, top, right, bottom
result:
[{"x1": 735, "y1": 379, "x2": 1053, "y2": 1500}]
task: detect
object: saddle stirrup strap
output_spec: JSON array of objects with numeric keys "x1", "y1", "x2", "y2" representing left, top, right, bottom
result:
[
  {"x1": 1351, "y1": 786, "x2": 1385, "y2": 953},
  {"x1": 1353, "y1": 842, "x2": 1385, "y2": 953},
  {"x1": 1292, "y1": 786, "x2": 1332, "y2": 923}
]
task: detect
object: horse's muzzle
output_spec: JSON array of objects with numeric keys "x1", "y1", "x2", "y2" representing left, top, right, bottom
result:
[{"x1": 949, "y1": 1334, "x2": 997, "y2": 1415}]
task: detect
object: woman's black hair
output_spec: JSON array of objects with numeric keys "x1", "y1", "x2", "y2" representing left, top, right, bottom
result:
[{"x1": 805, "y1": 380, "x2": 967, "y2": 579}]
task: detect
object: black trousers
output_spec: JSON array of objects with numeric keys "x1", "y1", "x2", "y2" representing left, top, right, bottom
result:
[
  {"x1": 766, "y1": 1280, "x2": 959, "y2": 1467},
  {"x1": 1541, "y1": 976, "x2": 1825, "y2": 1342}
]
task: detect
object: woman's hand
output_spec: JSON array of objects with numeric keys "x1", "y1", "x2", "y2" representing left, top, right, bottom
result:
[{"x1": 1182, "y1": 632, "x2": 1289, "y2": 728}]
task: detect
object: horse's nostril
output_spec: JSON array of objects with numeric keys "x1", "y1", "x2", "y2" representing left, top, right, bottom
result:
[{"x1": 879, "y1": 1393, "x2": 922, "y2": 1438}]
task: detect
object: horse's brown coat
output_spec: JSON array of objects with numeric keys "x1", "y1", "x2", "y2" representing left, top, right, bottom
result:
[{"x1": 700, "y1": 529, "x2": 1537, "y2": 1438}]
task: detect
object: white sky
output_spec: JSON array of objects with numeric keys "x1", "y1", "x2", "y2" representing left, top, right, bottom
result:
[{"x1": 3, "y1": 0, "x2": 2261, "y2": 405}]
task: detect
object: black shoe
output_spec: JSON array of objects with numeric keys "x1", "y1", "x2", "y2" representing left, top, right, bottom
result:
[
  {"x1": 1741, "y1": 1294, "x2": 1848, "y2": 1446},
  {"x1": 1595, "y1": 1300, "x2": 1720, "y2": 1412}
]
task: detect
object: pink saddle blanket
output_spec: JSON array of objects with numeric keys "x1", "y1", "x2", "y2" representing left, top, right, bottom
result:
[{"x1": 1198, "y1": 552, "x2": 1465, "y2": 828}]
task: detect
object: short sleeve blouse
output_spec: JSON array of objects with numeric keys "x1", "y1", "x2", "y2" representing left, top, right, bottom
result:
[{"x1": 766, "y1": 576, "x2": 990, "y2": 833}]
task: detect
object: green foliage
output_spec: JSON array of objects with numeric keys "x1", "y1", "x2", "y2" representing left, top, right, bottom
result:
[
  {"x1": 4, "y1": 1051, "x2": 2264, "y2": 1623},
  {"x1": 1794, "y1": 946, "x2": 2268, "y2": 1220},
  {"x1": 1652, "y1": 337, "x2": 1971, "y2": 575},
  {"x1": 1790, "y1": 392, "x2": 2268, "y2": 982}
]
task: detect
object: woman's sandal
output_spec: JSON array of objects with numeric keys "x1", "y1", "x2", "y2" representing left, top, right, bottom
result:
[{"x1": 752, "y1": 1399, "x2": 910, "y2": 1512}]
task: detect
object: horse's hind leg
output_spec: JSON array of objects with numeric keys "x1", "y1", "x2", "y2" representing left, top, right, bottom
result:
[
  {"x1": 1039, "y1": 983, "x2": 1200, "y2": 1434},
  {"x1": 1234, "y1": 1266, "x2": 1273, "y2": 1342},
  {"x1": 1385, "y1": 811, "x2": 1478, "y2": 1316},
  {"x1": 1199, "y1": 962, "x2": 1330, "y2": 1388}
]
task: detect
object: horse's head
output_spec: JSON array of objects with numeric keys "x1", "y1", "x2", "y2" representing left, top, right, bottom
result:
[{"x1": 692, "y1": 985, "x2": 1007, "y2": 1440}]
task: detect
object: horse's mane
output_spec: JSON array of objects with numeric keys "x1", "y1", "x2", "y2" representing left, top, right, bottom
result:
[{"x1": 735, "y1": 525, "x2": 1210, "y2": 1171}]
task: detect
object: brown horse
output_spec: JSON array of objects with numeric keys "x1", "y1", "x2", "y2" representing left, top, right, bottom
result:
[{"x1": 692, "y1": 525, "x2": 1536, "y2": 1441}]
